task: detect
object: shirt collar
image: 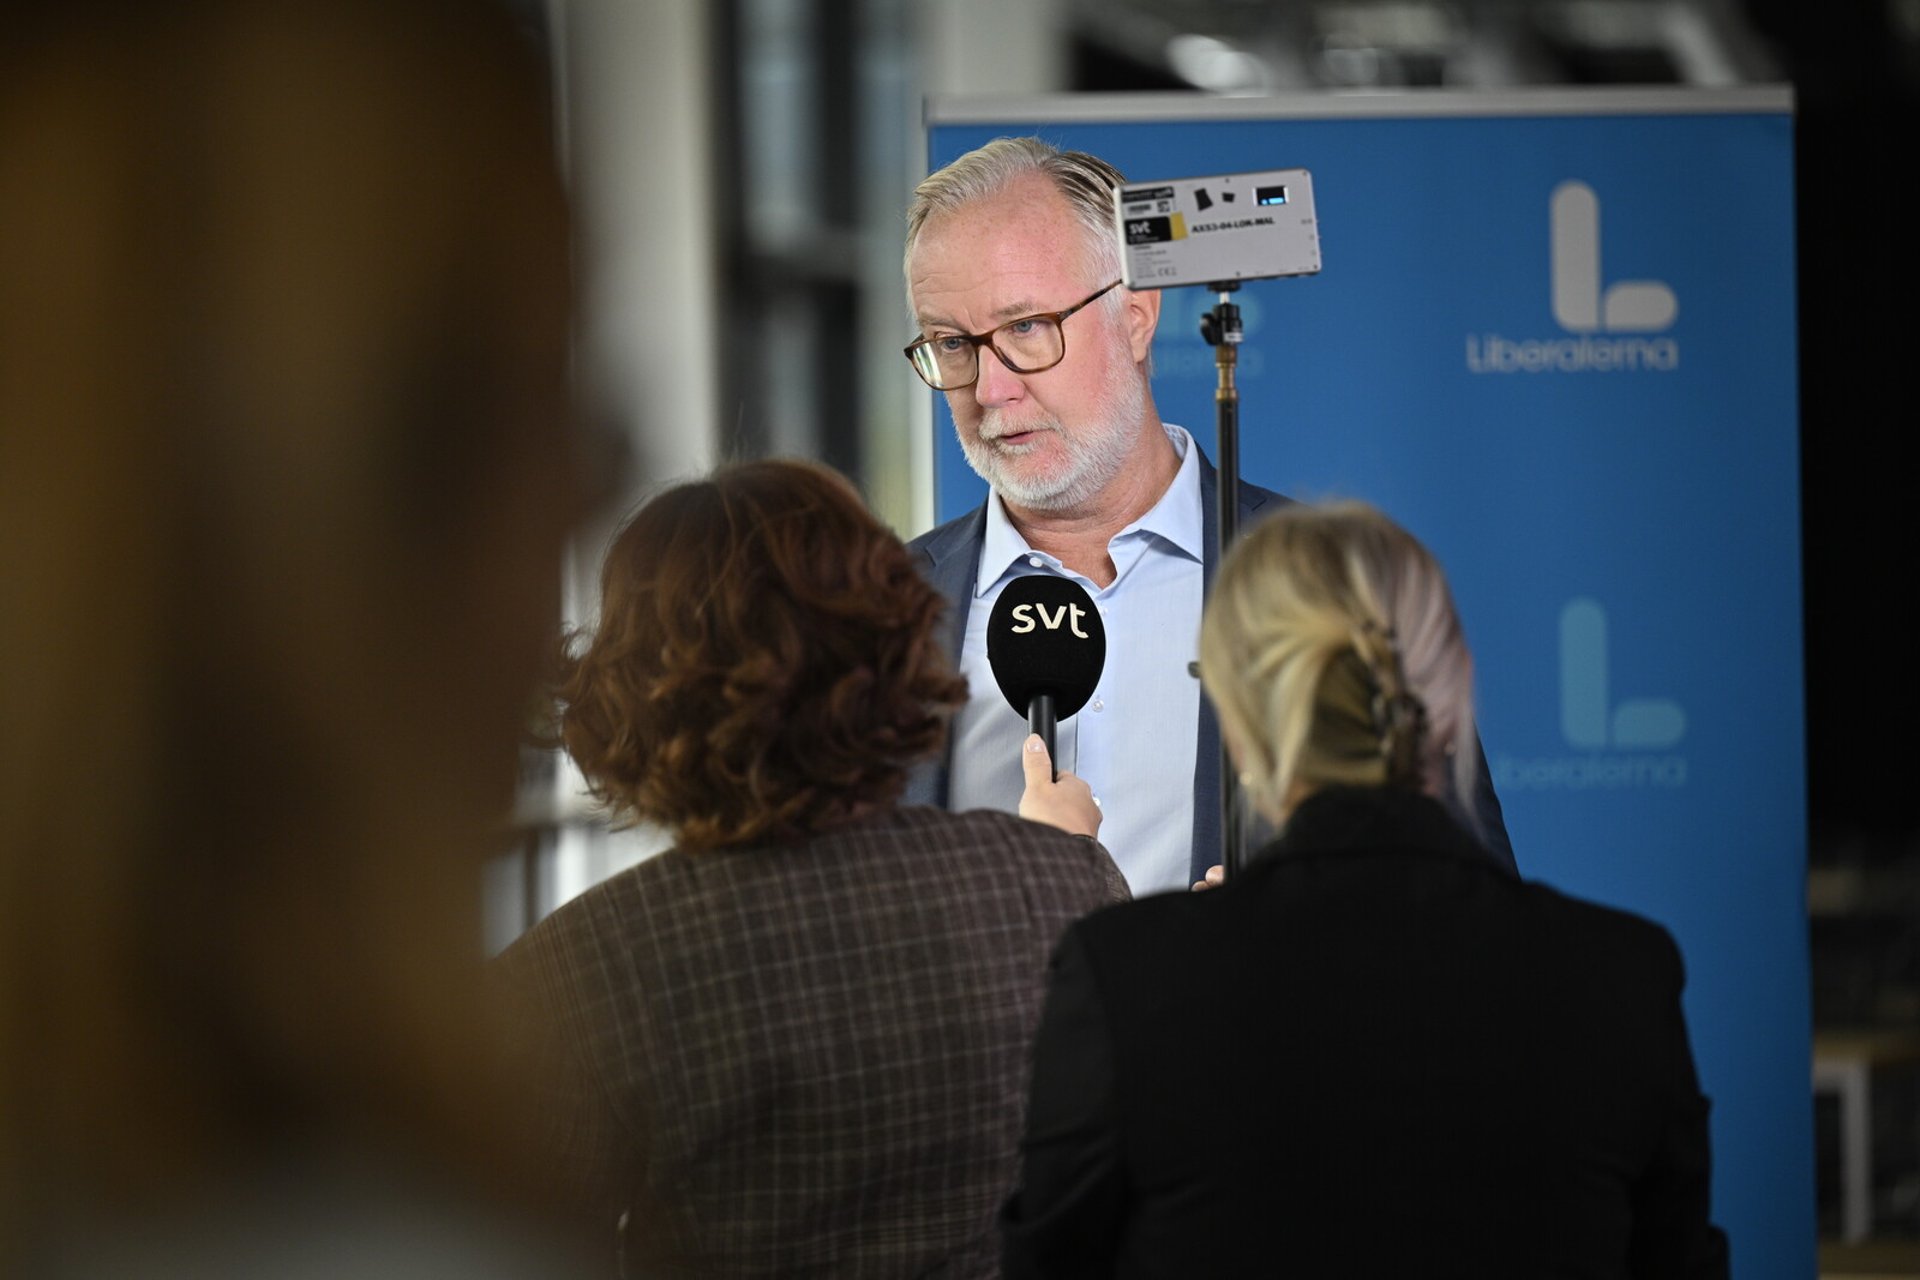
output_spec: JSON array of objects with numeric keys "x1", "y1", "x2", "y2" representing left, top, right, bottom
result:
[
  {"x1": 974, "y1": 424, "x2": 1203, "y2": 599},
  {"x1": 1121, "y1": 424, "x2": 1204, "y2": 562}
]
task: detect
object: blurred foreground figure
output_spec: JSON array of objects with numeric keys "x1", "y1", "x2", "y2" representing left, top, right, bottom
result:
[
  {"x1": 0, "y1": 1, "x2": 596, "y2": 1274},
  {"x1": 1001, "y1": 501, "x2": 1729, "y2": 1279},
  {"x1": 504, "y1": 459, "x2": 1126, "y2": 1278}
]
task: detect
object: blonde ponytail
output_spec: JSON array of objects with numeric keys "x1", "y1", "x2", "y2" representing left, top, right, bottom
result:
[{"x1": 1199, "y1": 502, "x2": 1480, "y2": 831}]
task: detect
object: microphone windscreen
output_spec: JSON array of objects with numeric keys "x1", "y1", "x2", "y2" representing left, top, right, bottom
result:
[{"x1": 986, "y1": 575, "x2": 1107, "y2": 720}]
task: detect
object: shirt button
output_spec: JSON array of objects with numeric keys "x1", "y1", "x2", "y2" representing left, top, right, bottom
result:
[
  {"x1": 1091, "y1": 698, "x2": 1105, "y2": 712},
  {"x1": 1027, "y1": 555, "x2": 1044, "y2": 568}
]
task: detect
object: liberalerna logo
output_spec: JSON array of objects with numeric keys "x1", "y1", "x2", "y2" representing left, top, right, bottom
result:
[
  {"x1": 1467, "y1": 181, "x2": 1680, "y2": 374},
  {"x1": 1493, "y1": 598, "x2": 1688, "y2": 791}
]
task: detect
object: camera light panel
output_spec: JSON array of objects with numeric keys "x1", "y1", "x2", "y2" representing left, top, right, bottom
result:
[{"x1": 1116, "y1": 168, "x2": 1321, "y2": 290}]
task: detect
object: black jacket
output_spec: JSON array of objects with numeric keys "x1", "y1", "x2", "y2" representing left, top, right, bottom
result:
[{"x1": 1001, "y1": 786, "x2": 1728, "y2": 1280}]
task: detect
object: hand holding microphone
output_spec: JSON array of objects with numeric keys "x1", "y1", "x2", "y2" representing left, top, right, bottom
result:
[
  {"x1": 1018, "y1": 733, "x2": 1102, "y2": 839},
  {"x1": 988, "y1": 574, "x2": 1108, "y2": 839}
]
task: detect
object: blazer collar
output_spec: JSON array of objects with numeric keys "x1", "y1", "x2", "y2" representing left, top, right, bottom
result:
[
  {"x1": 1259, "y1": 785, "x2": 1493, "y2": 867},
  {"x1": 919, "y1": 501, "x2": 988, "y2": 573}
]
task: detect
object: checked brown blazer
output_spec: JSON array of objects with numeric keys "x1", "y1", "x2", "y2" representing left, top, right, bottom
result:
[{"x1": 503, "y1": 804, "x2": 1128, "y2": 1279}]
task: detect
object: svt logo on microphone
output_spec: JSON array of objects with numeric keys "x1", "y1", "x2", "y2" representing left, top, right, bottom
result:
[
  {"x1": 1008, "y1": 601, "x2": 1092, "y2": 638},
  {"x1": 986, "y1": 576, "x2": 1107, "y2": 739}
]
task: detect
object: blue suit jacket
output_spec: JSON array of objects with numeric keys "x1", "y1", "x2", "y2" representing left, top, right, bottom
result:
[{"x1": 903, "y1": 451, "x2": 1518, "y2": 881}]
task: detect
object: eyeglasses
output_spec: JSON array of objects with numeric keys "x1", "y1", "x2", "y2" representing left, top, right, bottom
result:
[{"x1": 903, "y1": 280, "x2": 1122, "y2": 391}]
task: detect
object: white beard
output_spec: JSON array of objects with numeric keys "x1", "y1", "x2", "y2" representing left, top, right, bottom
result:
[{"x1": 956, "y1": 360, "x2": 1148, "y2": 514}]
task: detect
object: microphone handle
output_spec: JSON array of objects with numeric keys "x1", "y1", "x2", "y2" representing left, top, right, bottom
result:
[{"x1": 1028, "y1": 694, "x2": 1058, "y2": 782}]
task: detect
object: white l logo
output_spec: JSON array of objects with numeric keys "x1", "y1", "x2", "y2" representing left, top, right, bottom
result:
[
  {"x1": 1551, "y1": 181, "x2": 1678, "y2": 334},
  {"x1": 1559, "y1": 598, "x2": 1686, "y2": 750}
]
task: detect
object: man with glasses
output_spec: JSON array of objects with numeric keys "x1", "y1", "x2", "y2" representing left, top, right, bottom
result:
[{"x1": 899, "y1": 137, "x2": 1513, "y2": 894}]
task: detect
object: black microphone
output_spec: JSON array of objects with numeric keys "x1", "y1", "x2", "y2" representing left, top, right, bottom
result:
[{"x1": 986, "y1": 575, "x2": 1107, "y2": 782}]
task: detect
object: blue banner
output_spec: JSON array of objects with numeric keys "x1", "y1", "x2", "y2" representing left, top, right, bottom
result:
[{"x1": 930, "y1": 90, "x2": 1806, "y2": 1276}]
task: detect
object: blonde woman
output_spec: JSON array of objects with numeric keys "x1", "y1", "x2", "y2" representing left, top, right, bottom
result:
[{"x1": 1002, "y1": 501, "x2": 1728, "y2": 1278}]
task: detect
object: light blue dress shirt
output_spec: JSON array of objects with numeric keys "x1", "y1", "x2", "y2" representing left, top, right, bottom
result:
[{"x1": 948, "y1": 426, "x2": 1205, "y2": 896}]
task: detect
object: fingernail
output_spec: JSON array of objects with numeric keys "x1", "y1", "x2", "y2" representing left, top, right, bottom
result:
[{"x1": 1024, "y1": 735, "x2": 1042, "y2": 752}]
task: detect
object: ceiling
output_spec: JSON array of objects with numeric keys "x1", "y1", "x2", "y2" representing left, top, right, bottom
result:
[{"x1": 1066, "y1": 0, "x2": 1793, "y2": 91}]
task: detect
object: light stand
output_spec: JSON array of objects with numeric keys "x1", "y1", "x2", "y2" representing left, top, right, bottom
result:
[
  {"x1": 1198, "y1": 282, "x2": 1246, "y2": 879},
  {"x1": 1113, "y1": 165, "x2": 1318, "y2": 881}
]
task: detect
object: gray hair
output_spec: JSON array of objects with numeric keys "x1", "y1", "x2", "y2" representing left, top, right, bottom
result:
[
  {"x1": 1198, "y1": 501, "x2": 1482, "y2": 832},
  {"x1": 903, "y1": 136, "x2": 1126, "y2": 290}
]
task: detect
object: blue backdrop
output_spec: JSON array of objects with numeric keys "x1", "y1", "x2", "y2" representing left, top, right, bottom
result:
[{"x1": 928, "y1": 90, "x2": 1807, "y2": 1275}]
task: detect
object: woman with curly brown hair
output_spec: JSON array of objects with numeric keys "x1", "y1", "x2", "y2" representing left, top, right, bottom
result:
[{"x1": 503, "y1": 458, "x2": 1126, "y2": 1278}]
